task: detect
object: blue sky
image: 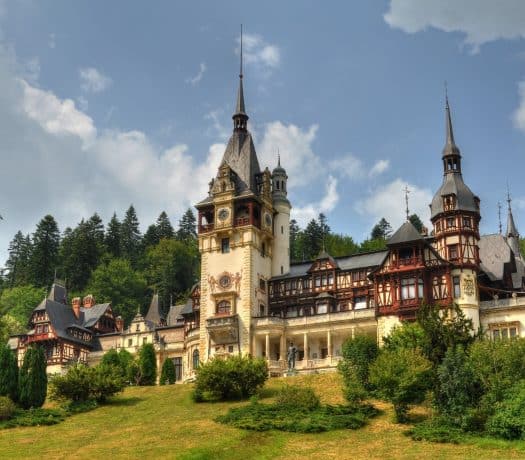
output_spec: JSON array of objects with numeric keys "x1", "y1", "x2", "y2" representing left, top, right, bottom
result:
[{"x1": 1, "y1": 0, "x2": 525, "y2": 263}]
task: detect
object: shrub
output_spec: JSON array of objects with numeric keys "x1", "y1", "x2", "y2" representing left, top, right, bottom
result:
[
  {"x1": 193, "y1": 355, "x2": 268, "y2": 402},
  {"x1": 486, "y1": 381, "x2": 525, "y2": 440},
  {"x1": 160, "y1": 358, "x2": 176, "y2": 385},
  {"x1": 138, "y1": 343, "x2": 157, "y2": 385},
  {"x1": 339, "y1": 335, "x2": 378, "y2": 391},
  {"x1": 407, "y1": 416, "x2": 464, "y2": 444},
  {"x1": 0, "y1": 396, "x2": 15, "y2": 421},
  {"x1": 49, "y1": 363, "x2": 125, "y2": 403},
  {"x1": 275, "y1": 385, "x2": 320, "y2": 411},
  {"x1": 369, "y1": 347, "x2": 432, "y2": 423},
  {"x1": 383, "y1": 322, "x2": 426, "y2": 352},
  {"x1": 0, "y1": 408, "x2": 65, "y2": 428},
  {"x1": 0, "y1": 344, "x2": 18, "y2": 402},
  {"x1": 18, "y1": 345, "x2": 47, "y2": 409}
]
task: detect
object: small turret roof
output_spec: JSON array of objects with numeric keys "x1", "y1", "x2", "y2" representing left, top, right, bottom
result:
[{"x1": 387, "y1": 220, "x2": 423, "y2": 246}]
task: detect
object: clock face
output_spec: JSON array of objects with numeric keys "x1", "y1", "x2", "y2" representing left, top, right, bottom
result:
[
  {"x1": 219, "y1": 274, "x2": 231, "y2": 289},
  {"x1": 264, "y1": 212, "x2": 272, "y2": 227},
  {"x1": 218, "y1": 208, "x2": 230, "y2": 221}
]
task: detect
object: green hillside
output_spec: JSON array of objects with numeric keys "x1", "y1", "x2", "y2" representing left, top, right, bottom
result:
[{"x1": 0, "y1": 373, "x2": 524, "y2": 459}]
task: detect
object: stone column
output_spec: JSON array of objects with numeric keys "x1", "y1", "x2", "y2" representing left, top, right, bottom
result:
[
  {"x1": 303, "y1": 332, "x2": 308, "y2": 360},
  {"x1": 327, "y1": 330, "x2": 332, "y2": 358},
  {"x1": 279, "y1": 333, "x2": 286, "y2": 364},
  {"x1": 251, "y1": 332, "x2": 257, "y2": 357},
  {"x1": 265, "y1": 333, "x2": 270, "y2": 361}
]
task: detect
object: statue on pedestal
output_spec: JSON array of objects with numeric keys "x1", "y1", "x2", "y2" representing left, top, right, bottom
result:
[{"x1": 287, "y1": 343, "x2": 297, "y2": 371}]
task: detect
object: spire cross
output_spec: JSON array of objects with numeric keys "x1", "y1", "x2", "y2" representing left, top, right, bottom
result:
[
  {"x1": 404, "y1": 185, "x2": 410, "y2": 221},
  {"x1": 498, "y1": 201, "x2": 502, "y2": 234}
]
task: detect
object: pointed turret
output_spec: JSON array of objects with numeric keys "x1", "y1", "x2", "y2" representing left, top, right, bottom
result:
[
  {"x1": 145, "y1": 293, "x2": 166, "y2": 327},
  {"x1": 442, "y1": 95, "x2": 462, "y2": 170},
  {"x1": 232, "y1": 26, "x2": 248, "y2": 132},
  {"x1": 506, "y1": 192, "x2": 522, "y2": 259}
]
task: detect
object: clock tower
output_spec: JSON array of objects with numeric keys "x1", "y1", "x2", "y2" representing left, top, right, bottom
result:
[{"x1": 195, "y1": 51, "x2": 275, "y2": 361}]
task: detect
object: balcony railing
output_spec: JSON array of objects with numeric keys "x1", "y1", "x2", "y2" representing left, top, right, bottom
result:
[
  {"x1": 207, "y1": 314, "x2": 238, "y2": 329},
  {"x1": 198, "y1": 223, "x2": 214, "y2": 233}
]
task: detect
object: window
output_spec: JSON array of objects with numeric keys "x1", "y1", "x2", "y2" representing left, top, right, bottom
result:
[
  {"x1": 354, "y1": 296, "x2": 367, "y2": 309},
  {"x1": 453, "y1": 276, "x2": 461, "y2": 298},
  {"x1": 261, "y1": 242, "x2": 266, "y2": 257},
  {"x1": 228, "y1": 345, "x2": 234, "y2": 353},
  {"x1": 259, "y1": 304, "x2": 265, "y2": 316},
  {"x1": 463, "y1": 217, "x2": 472, "y2": 229},
  {"x1": 286, "y1": 306, "x2": 298, "y2": 318},
  {"x1": 221, "y1": 238, "x2": 230, "y2": 254},
  {"x1": 447, "y1": 217, "x2": 455, "y2": 228},
  {"x1": 259, "y1": 278, "x2": 266, "y2": 291},
  {"x1": 400, "y1": 278, "x2": 423, "y2": 300},
  {"x1": 128, "y1": 339, "x2": 132, "y2": 347},
  {"x1": 314, "y1": 276, "x2": 321, "y2": 287},
  {"x1": 317, "y1": 303, "x2": 328, "y2": 314},
  {"x1": 192, "y1": 349, "x2": 200, "y2": 369},
  {"x1": 143, "y1": 337, "x2": 147, "y2": 344},
  {"x1": 281, "y1": 265, "x2": 283, "y2": 275},
  {"x1": 216, "y1": 300, "x2": 231, "y2": 315},
  {"x1": 490, "y1": 323, "x2": 519, "y2": 340},
  {"x1": 136, "y1": 324, "x2": 140, "y2": 332},
  {"x1": 173, "y1": 357, "x2": 183, "y2": 381},
  {"x1": 448, "y1": 245, "x2": 459, "y2": 260}
]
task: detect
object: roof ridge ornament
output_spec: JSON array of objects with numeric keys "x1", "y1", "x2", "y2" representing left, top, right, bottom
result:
[{"x1": 404, "y1": 185, "x2": 410, "y2": 221}]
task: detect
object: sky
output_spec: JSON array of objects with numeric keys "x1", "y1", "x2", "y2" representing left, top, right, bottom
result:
[{"x1": 1, "y1": 0, "x2": 525, "y2": 264}]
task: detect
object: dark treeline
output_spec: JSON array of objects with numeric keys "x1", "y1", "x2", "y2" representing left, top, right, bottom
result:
[{"x1": 0, "y1": 206, "x2": 199, "y2": 331}]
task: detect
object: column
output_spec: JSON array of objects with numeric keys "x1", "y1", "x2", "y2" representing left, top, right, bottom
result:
[
  {"x1": 279, "y1": 333, "x2": 286, "y2": 365},
  {"x1": 327, "y1": 330, "x2": 332, "y2": 358},
  {"x1": 265, "y1": 333, "x2": 270, "y2": 361},
  {"x1": 303, "y1": 332, "x2": 308, "y2": 360},
  {"x1": 251, "y1": 332, "x2": 257, "y2": 357}
]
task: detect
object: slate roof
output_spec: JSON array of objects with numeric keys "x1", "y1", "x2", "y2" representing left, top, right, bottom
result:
[
  {"x1": 430, "y1": 173, "x2": 479, "y2": 219},
  {"x1": 80, "y1": 303, "x2": 111, "y2": 328},
  {"x1": 41, "y1": 299, "x2": 93, "y2": 346},
  {"x1": 479, "y1": 234, "x2": 512, "y2": 282},
  {"x1": 145, "y1": 293, "x2": 165, "y2": 326},
  {"x1": 387, "y1": 221, "x2": 423, "y2": 246},
  {"x1": 47, "y1": 282, "x2": 68, "y2": 304},
  {"x1": 167, "y1": 303, "x2": 187, "y2": 325},
  {"x1": 271, "y1": 250, "x2": 388, "y2": 281}
]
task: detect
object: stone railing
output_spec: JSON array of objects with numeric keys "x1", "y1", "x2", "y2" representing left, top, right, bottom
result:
[
  {"x1": 207, "y1": 314, "x2": 238, "y2": 329},
  {"x1": 480, "y1": 296, "x2": 525, "y2": 310}
]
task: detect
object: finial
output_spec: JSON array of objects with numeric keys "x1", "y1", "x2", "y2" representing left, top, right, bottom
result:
[
  {"x1": 239, "y1": 24, "x2": 243, "y2": 80},
  {"x1": 404, "y1": 185, "x2": 410, "y2": 221},
  {"x1": 277, "y1": 147, "x2": 280, "y2": 167},
  {"x1": 444, "y1": 80, "x2": 448, "y2": 106},
  {"x1": 507, "y1": 182, "x2": 512, "y2": 212},
  {"x1": 498, "y1": 201, "x2": 502, "y2": 234}
]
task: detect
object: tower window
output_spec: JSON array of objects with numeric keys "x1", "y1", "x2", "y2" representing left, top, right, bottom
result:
[
  {"x1": 216, "y1": 300, "x2": 231, "y2": 315},
  {"x1": 281, "y1": 265, "x2": 283, "y2": 275},
  {"x1": 463, "y1": 217, "x2": 471, "y2": 228},
  {"x1": 276, "y1": 181, "x2": 280, "y2": 190},
  {"x1": 221, "y1": 238, "x2": 230, "y2": 253},
  {"x1": 448, "y1": 245, "x2": 459, "y2": 261},
  {"x1": 447, "y1": 217, "x2": 455, "y2": 228},
  {"x1": 281, "y1": 225, "x2": 284, "y2": 234},
  {"x1": 453, "y1": 276, "x2": 461, "y2": 298}
]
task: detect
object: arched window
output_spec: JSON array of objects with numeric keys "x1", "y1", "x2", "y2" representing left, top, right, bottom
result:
[
  {"x1": 192, "y1": 349, "x2": 200, "y2": 370},
  {"x1": 217, "y1": 300, "x2": 231, "y2": 315}
]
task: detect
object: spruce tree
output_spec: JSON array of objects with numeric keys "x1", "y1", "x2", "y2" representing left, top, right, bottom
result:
[
  {"x1": 371, "y1": 217, "x2": 392, "y2": 240},
  {"x1": 30, "y1": 215, "x2": 60, "y2": 287},
  {"x1": 160, "y1": 358, "x2": 176, "y2": 385},
  {"x1": 18, "y1": 346, "x2": 48, "y2": 409},
  {"x1": 5, "y1": 231, "x2": 32, "y2": 287},
  {"x1": 143, "y1": 224, "x2": 160, "y2": 248},
  {"x1": 303, "y1": 219, "x2": 323, "y2": 259},
  {"x1": 120, "y1": 205, "x2": 142, "y2": 266},
  {"x1": 105, "y1": 213, "x2": 121, "y2": 258},
  {"x1": 176, "y1": 209, "x2": 197, "y2": 241},
  {"x1": 289, "y1": 220, "x2": 301, "y2": 262},
  {"x1": 0, "y1": 344, "x2": 18, "y2": 402},
  {"x1": 408, "y1": 213, "x2": 424, "y2": 233},
  {"x1": 138, "y1": 343, "x2": 157, "y2": 385},
  {"x1": 156, "y1": 211, "x2": 174, "y2": 240}
]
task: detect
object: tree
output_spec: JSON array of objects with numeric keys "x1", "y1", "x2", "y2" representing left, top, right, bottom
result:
[
  {"x1": 302, "y1": 219, "x2": 323, "y2": 259},
  {"x1": 138, "y1": 343, "x2": 157, "y2": 385},
  {"x1": 0, "y1": 285, "x2": 47, "y2": 327},
  {"x1": 383, "y1": 322, "x2": 426, "y2": 352},
  {"x1": 176, "y1": 209, "x2": 197, "y2": 242},
  {"x1": 143, "y1": 224, "x2": 160, "y2": 249},
  {"x1": 105, "y1": 213, "x2": 121, "y2": 258},
  {"x1": 120, "y1": 205, "x2": 142, "y2": 267},
  {"x1": 160, "y1": 358, "x2": 176, "y2": 385},
  {"x1": 0, "y1": 315, "x2": 24, "y2": 345},
  {"x1": 0, "y1": 344, "x2": 18, "y2": 402},
  {"x1": 408, "y1": 214, "x2": 424, "y2": 233},
  {"x1": 325, "y1": 233, "x2": 359, "y2": 257},
  {"x1": 318, "y1": 213, "x2": 330, "y2": 241},
  {"x1": 358, "y1": 238, "x2": 387, "y2": 253},
  {"x1": 289, "y1": 219, "x2": 301, "y2": 262},
  {"x1": 5, "y1": 231, "x2": 32, "y2": 287},
  {"x1": 18, "y1": 345, "x2": 48, "y2": 409},
  {"x1": 86, "y1": 258, "x2": 147, "y2": 325},
  {"x1": 369, "y1": 347, "x2": 432, "y2": 423},
  {"x1": 29, "y1": 215, "x2": 60, "y2": 287},
  {"x1": 370, "y1": 217, "x2": 392, "y2": 240},
  {"x1": 157, "y1": 211, "x2": 175, "y2": 240},
  {"x1": 339, "y1": 335, "x2": 379, "y2": 390}
]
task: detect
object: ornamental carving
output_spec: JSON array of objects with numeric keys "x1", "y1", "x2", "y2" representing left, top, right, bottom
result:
[
  {"x1": 208, "y1": 270, "x2": 242, "y2": 294},
  {"x1": 463, "y1": 278, "x2": 475, "y2": 297}
]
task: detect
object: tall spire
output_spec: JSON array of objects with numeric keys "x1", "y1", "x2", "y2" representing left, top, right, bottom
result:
[
  {"x1": 233, "y1": 24, "x2": 248, "y2": 131},
  {"x1": 506, "y1": 187, "x2": 522, "y2": 258},
  {"x1": 441, "y1": 88, "x2": 462, "y2": 173}
]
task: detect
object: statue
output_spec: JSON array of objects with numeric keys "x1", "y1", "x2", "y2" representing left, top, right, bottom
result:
[{"x1": 287, "y1": 343, "x2": 297, "y2": 370}]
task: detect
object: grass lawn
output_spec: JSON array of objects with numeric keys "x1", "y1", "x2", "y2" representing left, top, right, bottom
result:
[{"x1": 1, "y1": 373, "x2": 525, "y2": 459}]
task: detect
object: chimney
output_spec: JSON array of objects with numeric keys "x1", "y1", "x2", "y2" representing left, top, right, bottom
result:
[
  {"x1": 72, "y1": 297, "x2": 81, "y2": 319},
  {"x1": 115, "y1": 316, "x2": 124, "y2": 332},
  {"x1": 83, "y1": 294, "x2": 96, "y2": 309}
]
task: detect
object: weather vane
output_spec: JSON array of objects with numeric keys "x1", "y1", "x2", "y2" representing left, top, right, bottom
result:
[{"x1": 403, "y1": 185, "x2": 410, "y2": 221}]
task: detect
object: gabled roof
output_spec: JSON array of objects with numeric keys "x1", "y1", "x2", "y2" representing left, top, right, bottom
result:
[
  {"x1": 80, "y1": 303, "x2": 111, "y2": 328},
  {"x1": 47, "y1": 282, "x2": 68, "y2": 304},
  {"x1": 167, "y1": 303, "x2": 187, "y2": 325},
  {"x1": 479, "y1": 234, "x2": 512, "y2": 282},
  {"x1": 387, "y1": 221, "x2": 423, "y2": 246},
  {"x1": 42, "y1": 299, "x2": 93, "y2": 346}
]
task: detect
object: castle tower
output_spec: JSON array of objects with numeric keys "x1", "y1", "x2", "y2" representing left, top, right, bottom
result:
[
  {"x1": 430, "y1": 95, "x2": 481, "y2": 329},
  {"x1": 271, "y1": 156, "x2": 291, "y2": 277},
  {"x1": 506, "y1": 192, "x2": 522, "y2": 260},
  {"x1": 195, "y1": 36, "x2": 274, "y2": 361}
]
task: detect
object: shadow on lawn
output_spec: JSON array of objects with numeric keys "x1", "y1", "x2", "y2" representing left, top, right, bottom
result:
[{"x1": 108, "y1": 396, "x2": 143, "y2": 407}]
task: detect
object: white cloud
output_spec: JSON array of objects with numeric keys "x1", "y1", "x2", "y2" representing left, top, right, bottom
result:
[
  {"x1": 20, "y1": 79, "x2": 96, "y2": 143},
  {"x1": 384, "y1": 0, "x2": 525, "y2": 53},
  {"x1": 369, "y1": 159, "x2": 390, "y2": 177},
  {"x1": 513, "y1": 80, "x2": 525, "y2": 131},
  {"x1": 258, "y1": 121, "x2": 321, "y2": 188},
  {"x1": 356, "y1": 178, "x2": 433, "y2": 232},
  {"x1": 77, "y1": 95, "x2": 88, "y2": 112},
  {"x1": 48, "y1": 33, "x2": 56, "y2": 49},
  {"x1": 292, "y1": 176, "x2": 339, "y2": 226},
  {"x1": 186, "y1": 62, "x2": 207, "y2": 86},
  {"x1": 329, "y1": 154, "x2": 364, "y2": 180},
  {"x1": 237, "y1": 33, "x2": 280, "y2": 74},
  {"x1": 79, "y1": 67, "x2": 112, "y2": 93}
]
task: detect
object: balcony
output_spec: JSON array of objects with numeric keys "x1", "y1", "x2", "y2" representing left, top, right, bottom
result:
[
  {"x1": 198, "y1": 223, "x2": 214, "y2": 234},
  {"x1": 207, "y1": 314, "x2": 239, "y2": 343}
]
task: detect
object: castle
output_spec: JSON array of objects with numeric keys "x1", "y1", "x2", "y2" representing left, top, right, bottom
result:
[{"x1": 9, "y1": 57, "x2": 525, "y2": 381}]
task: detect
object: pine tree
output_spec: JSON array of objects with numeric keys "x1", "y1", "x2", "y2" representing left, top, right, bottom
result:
[
  {"x1": 176, "y1": 209, "x2": 197, "y2": 242},
  {"x1": 138, "y1": 343, "x2": 157, "y2": 385},
  {"x1": 30, "y1": 215, "x2": 60, "y2": 287},
  {"x1": 408, "y1": 214, "x2": 424, "y2": 233},
  {"x1": 289, "y1": 219, "x2": 301, "y2": 262},
  {"x1": 156, "y1": 211, "x2": 174, "y2": 240},
  {"x1": 318, "y1": 213, "x2": 331, "y2": 241},
  {"x1": 0, "y1": 343, "x2": 18, "y2": 402},
  {"x1": 371, "y1": 217, "x2": 392, "y2": 240},
  {"x1": 120, "y1": 205, "x2": 142, "y2": 267},
  {"x1": 159, "y1": 358, "x2": 176, "y2": 385},
  {"x1": 18, "y1": 346, "x2": 47, "y2": 409},
  {"x1": 303, "y1": 219, "x2": 323, "y2": 259},
  {"x1": 5, "y1": 231, "x2": 32, "y2": 287},
  {"x1": 143, "y1": 224, "x2": 160, "y2": 248},
  {"x1": 105, "y1": 213, "x2": 121, "y2": 258}
]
